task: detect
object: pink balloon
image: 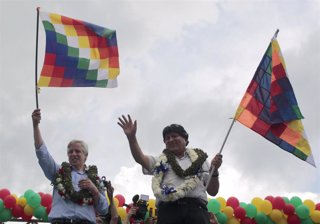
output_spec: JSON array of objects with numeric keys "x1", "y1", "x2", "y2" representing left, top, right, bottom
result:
[
  {"x1": 234, "y1": 206, "x2": 246, "y2": 220},
  {"x1": 114, "y1": 194, "x2": 125, "y2": 207},
  {"x1": 226, "y1": 197, "x2": 240, "y2": 209},
  {"x1": 315, "y1": 203, "x2": 320, "y2": 211},
  {"x1": 272, "y1": 196, "x2": 285, "y2": 210},
  {"x1": 0, "y1": 189, "x2": 10, "y2": 200},
  {"x1": 241, "y1": 217, "x2": 254, "y2": 224},
  {"x1": 283, "y1": 204, "x2": 295, "y2": 215}
]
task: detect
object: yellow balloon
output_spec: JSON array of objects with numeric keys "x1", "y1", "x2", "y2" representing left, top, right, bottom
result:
[
  {"x1": 259, "y1": 200, "x2": 272, "y2": 215},
  {"x1": 303, "y1": 199, "x2": 315, "y2": 212},
  {"x1": 105, "y1": 192, "x2": 110, "y2": 204},
  {"x1": 17, "y1": 196, "x2": 27, "y2": 207},
  {"x1": 113, "y1": 197, "x2": 119, "y2": 207},
  {"x1": 117, "y1": 207, "x2": 127, "y2": 221},
  {"x1": 11, "y1": 194, "x2": 18, "y2": 201},
  {"x1": 269, "y1": 209, "x2": 282, "y2": 222},
  {"x1": 24, "y1": 205, "x2": 34, "y2": 216},
  {"x1": 148, "y1": 199, "x2": 156, "y2": 209},
  {"x1": 251, "y1": 197, "x2": 263, "y2": 208},
  {"x1": 310, "y1": 210, "x2": 320, "y2": 223},
  {"x1": 216, "y1": 197, "x2": 227, "y2": 210},
  {"x1": 227, "y1": 217, "x2": 240, "y2": 224},
  {"x1": 223, "y1": 206, "x2": 234, "y2": 219}
]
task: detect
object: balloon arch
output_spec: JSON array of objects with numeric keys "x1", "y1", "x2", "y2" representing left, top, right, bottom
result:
[{"x1": 1, "y1": 188, "x2": 320, "y2": 223}]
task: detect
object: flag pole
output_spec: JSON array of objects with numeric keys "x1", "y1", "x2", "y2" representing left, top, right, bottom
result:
[
  {"x1": 272, "y1": 29, "x2": 279, "y2": 39},
  {"x1": 35, "y1": 7, "x2": 40, "y2": 109},
  {"x1": 205, "y1": 118, "x2": 236, "y2": 189}
]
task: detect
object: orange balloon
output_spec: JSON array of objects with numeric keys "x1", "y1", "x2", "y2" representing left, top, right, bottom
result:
[{"x1": 223, "y1": 206, "x2": 234, "y2": 219}]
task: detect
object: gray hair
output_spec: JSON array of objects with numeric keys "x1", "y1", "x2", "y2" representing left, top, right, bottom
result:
[{"x1": 67, "y1": 139, "x2": 88, "y2": 156}]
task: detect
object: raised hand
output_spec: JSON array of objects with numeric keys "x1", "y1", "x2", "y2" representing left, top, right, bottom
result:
[{"x1": 117, "y1": 114, "x2": 137, "y2": 138}]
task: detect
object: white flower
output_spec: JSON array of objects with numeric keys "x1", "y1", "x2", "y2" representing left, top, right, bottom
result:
[
  {"x1": 152, "y1": 148, "x2": 203, "y2": 202},
  {"x1": 57, "y1": 183, "x2": 64, "y2": 191},
  {"x1": 56, "y1": 178, "x2": 62, "y2": 183}
]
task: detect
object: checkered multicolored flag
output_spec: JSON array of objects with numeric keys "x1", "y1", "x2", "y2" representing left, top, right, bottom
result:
[
  {"x1": 38, "y1": 10, "x2": 119, "y2": 88},
  {"x1": 235, "y1": 36, "x2": 315, "y2": 166}
]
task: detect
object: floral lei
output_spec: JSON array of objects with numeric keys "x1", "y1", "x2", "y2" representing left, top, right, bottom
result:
[
  {"x1": 152, "y1": 148, "x2": 208, "y2": 202},
  {"x1": 53, "y1": 162, "x2": 102, "y2": 205}
]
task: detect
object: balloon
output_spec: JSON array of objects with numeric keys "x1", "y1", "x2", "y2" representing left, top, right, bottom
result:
[
  {"x1": 290, "y1": 196, "x2": 302, "y2": 208},
  {"x1": 254, "y1": 212, "x2": 268, "y2": 224},
  {"x1": 207, "y1": 198, "x2": 221, "y2": 214},
  {"x1": 241, "y1": 217, "x2": 254, "y2": 224},
  {"x1": 303, "y1": 199, "x2": 315, "y2": 212},
  {"x1": 46, "y1": 204, "x2": 52, "y2": 214},
  {"x1": 310, "y1": 210, "x2": 320, "y2": 223},
  {"x1": 34, "y1": 205, "x2": 47, "y2": 219},
  {"x1": 41, "y1": 194, "x2": 52, "y2": 207},
  {"x1": 0, "y1": 208, "x2": 12, "y2": 222},
  {"x1": 245, "y1": 204, "x2": 257, "y2": 218},
  {"x1": 27, "y1": 193, "x2": 41, "y2": 208},
  {"x1": 296, "y1": 204, "x2": 310, "y2": 219},
  {"x1": 223, "y1": 206, "x2": 234, "y2": 219},
  {"x1": 216, "y1": 197, "x2": 227, "y2": 210},
  {"x1": 234, "y1": 206, "x2": 246, "y2": 220},
  {"x1": 228, "y1": 217, "x2": 240, "y2": 224},
  {"x1": 12, "y1": 204, "x2": 24, "y2": 218},
  {"x1": 0, "y1": 199, "x2": 3, "y2": 212},
  {"x1": 117, "y1": 207, "x2": 127, "y2": 221},
  {"x1": 316, "y1": 203, "x2": 320, "y2": 211},
  {"x1": 259, "y1": 200, "x2": 272, "y2": 215},
  {"x1": 114, "y1": 194, "x2": 125, "y2": 207},
  {"x1": 300, "y1": 218, "x2": 313, "y2": 224},
  {"x1": 251, "y1": 197, "x2": 263, "y2": 209},
  {"x1": 216, "y1": 211, "x2": 227, "y2": 224},
  {"x1": 21, "y1": 212, "x2": 32, "y2": 222},
  {"x1": 113, "y1": 197, "x2": 119, "y2": 207},
  {"x1": 269, "y1": 209, "x2": 282, "y2": 223},
  {"x1": 148, "y1": 199, "x2": 156, "y2": 210},
  {"x1": 0, "y1": 189, "x2": 10, "y2": 200},
  {"x1": 24, "y1": 204, "x2": 34, "y2": 216},
  {"x1": 17, "y1": 196, "x2": 27, "y2": 207},
  {"x1": 227, "y1": 197, "x2": 240, "y2": 209},
  {"x1": 272, "y1": 196, "x2": 285, "y2": 210},
  {"x1": 24, "y1": 189, "x2": 35, "y2": 201},
  {"x1": 240, "y1": 202, "x2": 247, "y2": 208},
  {"x1": 264, "y1": 196, "x2": 274, "y2": 203},
  {"x1": 4, "y1": 195, "x2": 16, "y2": 209},
  {"x1": 283, "y1": 204, "x2": 295, "y2": 216},
  {"x1": 126, "y1": 203, "x2": 133, "y2": 213},
  {"x1": 287, "y1": 214, "x2": 301, "y2": 224}
]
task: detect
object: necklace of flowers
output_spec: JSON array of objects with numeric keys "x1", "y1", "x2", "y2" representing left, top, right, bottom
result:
[
  {"x1": 53, "y1": 162, "x2": 102, "y2": 205},
  {"x1": 152, "y1": 148, "x2": 208, "y2": 202}
]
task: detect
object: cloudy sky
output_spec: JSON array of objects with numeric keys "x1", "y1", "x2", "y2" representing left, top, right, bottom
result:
[{"x1": 0, "y1": 0, "x2": 319, "y2": 205}]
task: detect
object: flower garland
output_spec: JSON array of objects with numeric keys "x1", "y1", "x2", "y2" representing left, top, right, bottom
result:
[
  {"x1": 53, "y1": 162, "x2": 101, "y2": 205},
  {"x1": 152, "y1": 148, "x2": 208, "y2": 202}
]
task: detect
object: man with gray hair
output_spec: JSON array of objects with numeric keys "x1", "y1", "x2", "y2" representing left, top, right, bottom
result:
[{"x1": 32, "y1": 109, "x2": 109, "y2": 224}]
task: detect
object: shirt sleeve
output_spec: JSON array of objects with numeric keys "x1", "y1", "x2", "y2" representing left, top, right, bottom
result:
[
  {"x1": 36, "y1": 144, "x2": 59, "y2": 181},
  {"x1": 142, "y1": 155, "x2": 157, "y2": 175},
  {"x1": 95, "y1": 192, "x2": 109, "y2": 215}
]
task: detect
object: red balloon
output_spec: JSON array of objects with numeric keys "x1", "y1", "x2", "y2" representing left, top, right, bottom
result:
[
  {"x1": 41, "y1": 193, "x2": 52, "y2": 207},
  {"x1": 241, "y1": 217, "x2": 254, "y2": 224},
  {"x1": 234, "y1": 206, "x2": 246, "y2": 220},
  {"x1": 12, "y1": 204, "x2": 24, "y2": 218},
  {"x1": 46, "y1": 205, "x2": 52, "y2": 214},
  {"x1": 315, "y1": 203, "x2": 320, "y2": 211},
  {"x1": 226, "y1": 197, "x2": 240, "y2": 209},
  {"x1": 287, "y1": 214, "x2": 301, "y2": 224},
  {"x1": 264, "y1": 196, "x2": 274, "y2": 203},
  {"x1": 114, "y1": 194, "x2": 125, "y2": 207},
  {"x1": 272, "y1": 196, "x2": 285, "y2": 210},
  {"x1": 126, "y1": 203, "x2": 133, "y2": 213},
  {"x1": 283, "y1": 204, "x2": 295, "y2": 215},
  {"x1": 21, "y1": 213, "x2": 32, "y2": 221},
  {"x1": 4, "y1": 195, "x2": 16, "y2": 209},
  {"x1": 0, "y1": 189, "x2": 10, "y2": 200}
]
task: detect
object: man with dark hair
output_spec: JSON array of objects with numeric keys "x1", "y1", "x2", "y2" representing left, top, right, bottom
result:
[{"x1": 118, "y1": 115, "x2": 223, "y2": 224}]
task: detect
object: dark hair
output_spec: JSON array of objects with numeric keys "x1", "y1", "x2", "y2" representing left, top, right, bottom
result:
[{"x1": 162, "y1": 124, "x2": 189, "y2": 142}]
